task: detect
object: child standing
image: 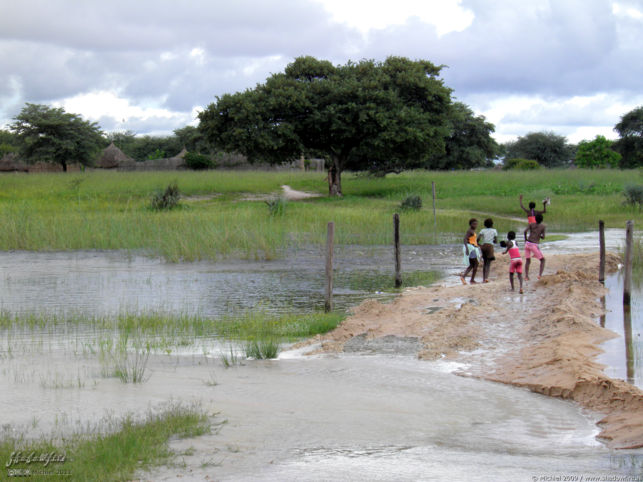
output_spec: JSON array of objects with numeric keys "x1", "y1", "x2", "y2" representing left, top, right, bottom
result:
[
  {"x1": 502, "y1": 231, "x2": 523, "y2": 294},
  {"x1": 477, "y1": 218, "x2": 498, "y2": 283},
  {"x1": 519, "y1": 194, "x2": 547, "y2": 224},
  {"x1": 460, "y1": 218, "x2": 480, "y2": 285},
  {"x1": 524, "y1": 213, "x2": 546, "y2": 280}
]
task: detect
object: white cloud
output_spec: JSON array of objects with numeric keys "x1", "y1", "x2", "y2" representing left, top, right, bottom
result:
[{"x1": 315, "y1": 0, "x2": 474, "y2": 36}]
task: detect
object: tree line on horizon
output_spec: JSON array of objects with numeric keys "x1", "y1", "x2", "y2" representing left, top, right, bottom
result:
[{"x1": 0, "y1": 56, "x2": 640, "y2": 189}]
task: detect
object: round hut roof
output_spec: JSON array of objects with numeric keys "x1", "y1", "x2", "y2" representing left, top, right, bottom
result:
[{"x1": 97, "y1": 142, "x2": 133, "y2": 168}]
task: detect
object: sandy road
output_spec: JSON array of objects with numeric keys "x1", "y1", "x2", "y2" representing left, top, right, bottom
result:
[{"x1": 298, "y1": 252, "x2": 643, "y2": 449}]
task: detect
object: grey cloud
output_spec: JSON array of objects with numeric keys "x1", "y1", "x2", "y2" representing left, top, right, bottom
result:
[{"x1": 362, "y1": 0, "x2": 639, "y2": 97}]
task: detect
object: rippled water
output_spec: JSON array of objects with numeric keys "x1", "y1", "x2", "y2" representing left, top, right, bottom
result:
[{"x1": 0, "y1": 229, "x2": 640, "y2": 480}]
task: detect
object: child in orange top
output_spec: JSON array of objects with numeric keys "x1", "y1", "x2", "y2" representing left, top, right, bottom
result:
[
  {"x1": 460, "y1": 218, "x2": 480, "y2": 285},
  {"x1": 501, "y1": 231, "x2": 523, "y2": 294}
]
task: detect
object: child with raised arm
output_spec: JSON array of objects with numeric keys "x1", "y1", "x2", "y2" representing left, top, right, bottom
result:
[
  {"x1": 519, "y1": 194, "x2": 548, "y2": 224},
  {"x1": 460, "y1": 218, "x2": 480, "y2": 285},
  {"x1": 524, "y1": 213, "x2": 546, "y2": 280},
  {"x1": 477, "y1": 218, "x2": 498, "y2": 283},
  {"x1": 501, "y1": 231, "x2": 523, "y2": 294}
]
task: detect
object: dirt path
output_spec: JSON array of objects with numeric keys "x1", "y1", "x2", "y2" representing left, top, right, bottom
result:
[
  {"x1": 280, "y1": 184, "x2": 321, "y2": 200},
  {"x1": 298, "y1": 252, "x2": 643, "y2": 449}
]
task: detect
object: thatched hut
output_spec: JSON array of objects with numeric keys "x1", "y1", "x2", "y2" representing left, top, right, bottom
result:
[
  {"x1": 0, "y1": 153, "x2": 28, "y2": 172},
  {"x1": 97, "y1": 142, "x2": 134, "y2": 169}
]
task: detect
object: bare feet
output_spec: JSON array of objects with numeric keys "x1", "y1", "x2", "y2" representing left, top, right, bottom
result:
[
  {"x1": 519, "y1": 289, "x2": 524, "y2": 294},
  {"x1": 470, "y1": 280, "x2": 478, "y2": 284},
  {"x1": 483, "y1": 279, "x2": 490, "y2": 283},
  {"x1": 459, "y1": 274, "x2": 466, "y2": 285}
]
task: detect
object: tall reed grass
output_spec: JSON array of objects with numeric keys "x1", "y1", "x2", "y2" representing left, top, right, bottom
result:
[{"x1": 0, "y1": 169, "x2": 639, "y2": 261}]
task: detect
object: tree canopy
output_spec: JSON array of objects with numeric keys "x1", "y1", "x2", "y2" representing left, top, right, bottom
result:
[
  {"x1": 575, "y1": 135, "x2": 621, "y2": 168},
  {"x1": 10, "y1": 103, "x2": 104, "y2": 171},
  {"x1": 613, "y1": 105, "x2": 642, "y2": 168},
  {"x1": 434, "y1": 102, "x2": 499, "y2": 170},
  {"x1": 198, "y1": 56, "x2": 453, "y2": 195},
  {"x1": 504, "y1": 131, "x2": 573, "y2": 168}
]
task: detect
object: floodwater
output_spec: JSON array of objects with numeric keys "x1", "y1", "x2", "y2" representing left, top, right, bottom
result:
[
  {"x1": 598, "y1": 272, "x2": 643, "y2": 388},
  {"x1": 0, "y1": 228, "x2": 641, "y2": 480},
  {"x1": 0, "y1": 246, "x2": 454, "y2": 317}
]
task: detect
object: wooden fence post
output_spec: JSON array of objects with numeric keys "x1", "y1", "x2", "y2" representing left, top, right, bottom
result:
[
  {"x1": 394, "y1": 213, "x2": 402, "y2": 288},
  {"x1": 325, "y1": 222, "x2": 335, "y2": 312},
  {"x1": 599, "y1": 220, "x2": 605, "y2": 284},
  {"x1": 623, "y1": 220, "x2": 633, "y2": 306},
  {"x1": 432, "y1": 181, "x2": 437, "y2": 242}
]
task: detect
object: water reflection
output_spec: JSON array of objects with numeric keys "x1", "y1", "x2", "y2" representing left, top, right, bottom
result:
[
  {"x1": 624, "y1": 305, "x2": 634, "y2": 385},
  {"x1": 598, "y1": 272, "x2": 642, "y2": 388}
]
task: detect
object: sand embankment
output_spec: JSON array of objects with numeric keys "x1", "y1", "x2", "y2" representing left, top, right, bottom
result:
[{"x1": 300, "y1": 252, "x2": 643, "y2": 449}]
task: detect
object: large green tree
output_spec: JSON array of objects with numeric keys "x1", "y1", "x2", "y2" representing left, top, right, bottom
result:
[
  {"x1": 504, "y1": 131, "x2": 573, "y2": 168},
  {"x1": 11, "y1": 103, "x2": 104, "y2": 171},
  {"x1": 613, "y1": 106, "x2": 642, "y2": 168},
  {"x1": 434, "y1": 102, "x2": 499, "y2": 170},
  {"x1": 0, "y1": 129, "x2": 21, "y2": 157},
  {"x1": 575, "y1": 135, "x2": 621, "y2": 168},
  {"x1": 198, "y1": 56, "x2": 452, "y2": 195}
]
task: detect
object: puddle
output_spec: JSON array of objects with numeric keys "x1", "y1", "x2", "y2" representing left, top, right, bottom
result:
[{"x1": 598, "y1": 272, "x2": 643, "y2": 388}]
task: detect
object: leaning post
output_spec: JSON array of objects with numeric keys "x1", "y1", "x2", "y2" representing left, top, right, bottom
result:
[
  {"x1": 623, "y1": 220, "x2": 633, "y2": 306},
  {"x1": 599, "y1": 220, "x2": 605, "y2": 284}
]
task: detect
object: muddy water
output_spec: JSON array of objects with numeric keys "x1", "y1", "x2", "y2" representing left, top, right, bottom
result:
[
  {"x1": 598, "y1": 273, "x2": 643, "y2": 388},
  {"x1": 0, "y1": 228, "x2": 640, "y2": 480},
  {"x1": 0, "y1": 247, "x2": 454, "y2": 317}
]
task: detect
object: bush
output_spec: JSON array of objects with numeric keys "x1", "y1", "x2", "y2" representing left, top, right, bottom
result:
[
  {"x1": 399, "y1": 194, "x2": 422, "y2": 210},
  {"x1": 503, "y1": 158, "x2": 541, "y2": 170},
  {"x1": 265, "y1": 197, "x2": 287, "y2": 216},
  {"x1": 150, "y1": 182, "x2": 180, "y2": 210},
  {"x1": 623, "y1": 184, "x2": 643, "y2": 209},
  {"x1": 184, "y1": 152, "x2": 216, "y2": 170}
]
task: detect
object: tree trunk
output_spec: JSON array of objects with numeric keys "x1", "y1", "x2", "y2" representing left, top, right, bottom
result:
[
  {"x1": 62, "y1": 161, "x2": 68, "y2": 172},
  {"x1": 327, "y1": 158, "x2": 342, "y2": 197}
]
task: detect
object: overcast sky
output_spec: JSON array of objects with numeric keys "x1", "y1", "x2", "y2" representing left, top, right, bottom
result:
[{"x1": 1, "y1": 0, "x2": 641, "y2": 143}]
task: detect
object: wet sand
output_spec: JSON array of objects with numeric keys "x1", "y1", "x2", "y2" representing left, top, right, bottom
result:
[{"x1": 300, "y1": 251, "x2": 643, "y2": 449}]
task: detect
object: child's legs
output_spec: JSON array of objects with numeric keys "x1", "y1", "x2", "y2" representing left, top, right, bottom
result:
[
  {"x1": 470, "y1": 259, "x2": 479, "y2": 281},
  {"x1": 509, "y1": 272, "x2": 515, "y2": 290},
  {"x1": 539, "y1": 257, "x2": 545, "y2": 277},
  {"x1": 463, "y1": 257, "x2": 475, "y2": 276},
  {"x1": 525, "y1": 258, "x2": 531, "y2": 277},
  {"x1": 517, "y1": 272, "x2": 523, "y2": 289}
]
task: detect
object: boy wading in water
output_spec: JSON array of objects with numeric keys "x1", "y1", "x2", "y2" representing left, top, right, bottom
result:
[
  {"x1": 460, "y1": 218, "x2": 481, "y2": 285},
  {"x1": 519, "y1": 194, "x2": 548, "y2": 224},
  {"x1": 524, "y1": 213, "x2": 546, "y2": 280},
  {"x1": 501, "y1": 231, "x2": 523, "y2": 294},
  {"x1": 478, "y1": 218, "x2": 498, "y2": 283}
]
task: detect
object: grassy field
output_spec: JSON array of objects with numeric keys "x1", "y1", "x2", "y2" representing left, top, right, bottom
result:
[
  {"x1": 0, "y1": 169, "x2": 639, "y2": 261},
  {"x1": 1, "y1": 404, "x2": 211, "y2": 481}
]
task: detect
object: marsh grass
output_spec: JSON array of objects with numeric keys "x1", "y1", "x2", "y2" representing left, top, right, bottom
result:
[
  {"x1": 0, "y1": 404, "x2": 210, "y2": 481},
  {"x1": 0, "y1": 169, "x2": 639, "y2": 261},
  {"x1": 220, "y1": 346, "x2": 243, "y2": 368},
  {"x1": 244, "y1": 338, "x2": 280, "y2": 359},
  {"x1": 98, "y1": 333, "x2": 151, "y2": 383}
]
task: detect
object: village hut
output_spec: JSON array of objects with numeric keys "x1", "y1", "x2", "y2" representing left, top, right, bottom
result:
[
  {"x1": 0, "y1": 153, "x2": 28, "y2": 172},
  {"x1": 97, "y1": 142, "x2": 134, "y2": 169}
]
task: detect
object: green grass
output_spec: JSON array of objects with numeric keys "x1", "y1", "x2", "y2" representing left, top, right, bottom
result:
[
  {"x1": 0, "y1": 169, "x2": 640, "y2": 261},
  {"x1": 245, "y1": 338, "x2": 280, "y2": 359},
  {"x1": 0, "y1": 404, "x2": 211, "y2": 481},
  {"x1": 0, "y1": 311, "x2": 346, "y2": 346}
]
